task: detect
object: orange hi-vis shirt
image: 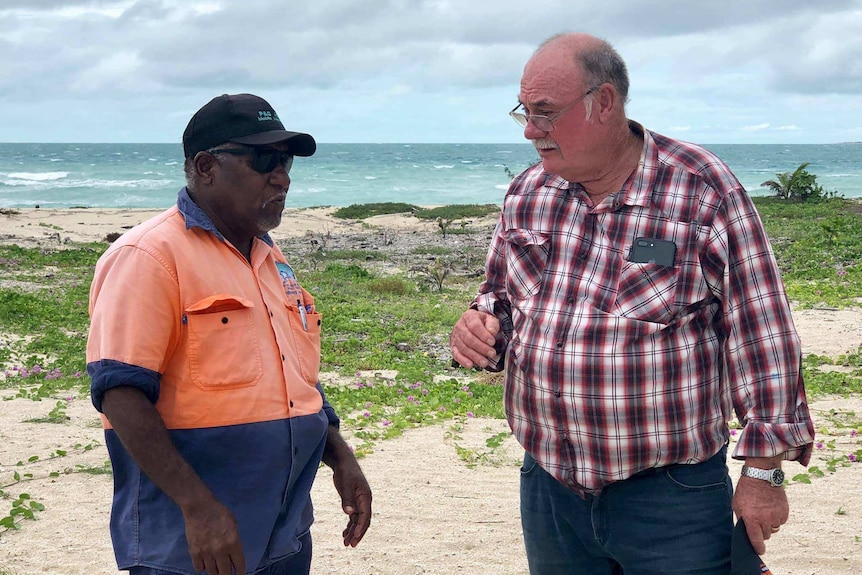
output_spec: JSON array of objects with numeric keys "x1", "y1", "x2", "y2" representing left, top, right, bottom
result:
[
  {"x1": 88, "y1": 211, "x2": 323, "y2": 428},
  {"x1": 86, "y1": 189, "x2": 336, "y2": 573}
]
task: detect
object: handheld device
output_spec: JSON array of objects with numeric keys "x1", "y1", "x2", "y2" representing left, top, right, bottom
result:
[{"x1": 628, "y1": 237, "x2": 677, "y2": 267}]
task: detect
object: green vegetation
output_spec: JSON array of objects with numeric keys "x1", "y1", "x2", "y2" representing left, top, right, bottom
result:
[
  {"x1": 756, "y1": 198, "x2": 862, "y2": 307},
  {"x1": 1, "y1": 190, "x2": 862, "y2": 531},
  {"x1": 332, "y1": 202, "x2": 418, "y2": 219},
  {"x1": 412, "y1": 204, "x2": 500, "y2": 221},
  {"x1": 332, "y1": 202, "x2": 499, "y2": 222},
  {"x1": 760, "y1": 162, "x2": 835, "y2": 202},
  {"x1": 1, "y1": 198, "x2": 861, "y2": 404}
]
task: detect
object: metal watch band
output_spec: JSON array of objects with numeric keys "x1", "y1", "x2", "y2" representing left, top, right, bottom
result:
[{"x1": 741, "y1": 464, "x2": 784, "y2": 486}]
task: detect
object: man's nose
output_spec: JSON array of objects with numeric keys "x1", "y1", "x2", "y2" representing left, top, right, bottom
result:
[
  {"x1": 269, "y1": 165, "x2": 290, "y2": 186},
  {"x1": 523, "y1": 119, "x2": 549, "y2": 140}
]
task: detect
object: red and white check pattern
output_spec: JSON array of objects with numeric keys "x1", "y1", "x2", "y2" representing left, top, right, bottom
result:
[{"x1": 475, "y1": 123, "x2": 814, "y2": 494}]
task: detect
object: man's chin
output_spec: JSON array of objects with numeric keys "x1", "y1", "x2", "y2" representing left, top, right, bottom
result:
[{"x1": 258, "y1": 214, "x2": 283, "y2": 234}]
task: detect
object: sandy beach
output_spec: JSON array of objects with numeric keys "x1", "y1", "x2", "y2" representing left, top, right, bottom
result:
[{"x1": 1, "y1": 207, "x2": 861, "y2": 575}]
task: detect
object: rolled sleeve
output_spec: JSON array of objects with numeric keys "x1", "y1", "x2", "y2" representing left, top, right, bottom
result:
[
  {"x1": 88, "y1": 359, "x2": 161, "y2": 412},
  {"x1": 317, "y1": 383, "x2": 340, "y2": 428}
]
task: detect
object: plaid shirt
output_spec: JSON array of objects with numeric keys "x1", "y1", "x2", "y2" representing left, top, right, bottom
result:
[{"x1": 475, "y1": 122, "x2": 814, "y2": 494}]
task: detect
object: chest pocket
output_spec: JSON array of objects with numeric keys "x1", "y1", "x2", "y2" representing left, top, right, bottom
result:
[
  {"x1": 614, "y1": 261, "x2": 680, "y2": 325},
  {"x1": 613, "y1": 223, "x2": 710, "y2": 325},
  {"x1": 505, "y1": 229, "x2": 551, "y2": 302},
  {"x1": 284, "y1": 300, "x2": 322, "y2": 386},
  {"x1": 185, "y1": 294, "x2": 263, "y2": 390}
]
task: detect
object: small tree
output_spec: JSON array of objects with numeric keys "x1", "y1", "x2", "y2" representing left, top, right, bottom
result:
[{"x1": 761, "y1": 162, "x2": 827, "y2": 202}]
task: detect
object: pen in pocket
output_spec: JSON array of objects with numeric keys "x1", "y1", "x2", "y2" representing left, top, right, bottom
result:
[{"x1": 297, "y1": 299, "x2": 308, "y2": 331}]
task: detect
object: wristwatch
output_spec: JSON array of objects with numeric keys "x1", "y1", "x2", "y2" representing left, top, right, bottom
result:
[{"x1": 741, "y1": 465, "x2": 785, "y2": 487}]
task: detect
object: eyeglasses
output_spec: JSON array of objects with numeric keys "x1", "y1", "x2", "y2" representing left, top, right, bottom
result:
[
  {"x1": 509, "y1": 85, "x2": 601, "y2": 132},
  {"x1": 208, "y1": 145, "x2": 294, "y2": 174}
]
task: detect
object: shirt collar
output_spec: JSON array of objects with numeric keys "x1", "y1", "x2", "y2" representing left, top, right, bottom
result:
[
  {"x1": 613, "y1": 120, "x2": 655, "y2": 210},
  {"x1": 177, "y1": 187, "x2": 275, "y2": 247},
  {"x1": 528, "y1": 120, "x2": 656, "y2": 211}
]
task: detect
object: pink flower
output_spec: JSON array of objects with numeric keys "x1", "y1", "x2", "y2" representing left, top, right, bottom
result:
[
  {"x1": 849, "y1": 454, "x2": 857, "y2": 463},
  {"x1": 467, "y1": 412, "x2": 475, "y2": 418}
]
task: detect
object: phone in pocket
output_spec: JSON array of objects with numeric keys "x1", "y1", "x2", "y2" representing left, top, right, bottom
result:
[{"x1": 628, "y1": 237, "x2": 677, "y2": 267}]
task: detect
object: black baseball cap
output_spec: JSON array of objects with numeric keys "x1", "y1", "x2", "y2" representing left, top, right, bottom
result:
[{"x1": 182, "y1": 93, "x2": 316, "y2": 158}]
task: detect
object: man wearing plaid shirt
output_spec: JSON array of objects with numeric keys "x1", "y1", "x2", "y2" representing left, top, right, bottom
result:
[{"x1": 450, "y1": 32, "x2": 814, "y2": 575}]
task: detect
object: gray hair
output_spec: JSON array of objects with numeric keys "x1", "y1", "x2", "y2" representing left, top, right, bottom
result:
[
  {"x1": 183, "y1": 142, "x2": 236, "y2": 191},
  {"x1": 538, "y1": 34, "x2": 630, "y2": 120}
]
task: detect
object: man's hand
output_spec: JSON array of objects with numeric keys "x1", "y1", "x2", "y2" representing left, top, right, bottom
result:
[
  {"x1": 183, "y1": 498, "x2": 245, "y2": 575},
  {"x1": 331, "y1": 456, "x2": 373, "y2": 547},
  {"x1": 449, "y1": 309, "x2": 500, "y2": 369},
  {"x1": 732, "y1": 458, "x2": 789, "y2": 555},
  {"x1": 322, "y1": 426, "x2": 372, "y2": 547}
]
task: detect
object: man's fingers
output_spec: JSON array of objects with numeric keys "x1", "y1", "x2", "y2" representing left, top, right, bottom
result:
[
  {"x1": 745, "y1": 521, "x2": 767, "y2": 555},
  {"x1": 342, "y1": 492, "x2": 371, "y2": 546},
  {"x1": 231, "y1": 551, "x2": 246, "y2": 575},
  {"x1": 215, "y1": 555, "x2": 234, "y2": 575}
]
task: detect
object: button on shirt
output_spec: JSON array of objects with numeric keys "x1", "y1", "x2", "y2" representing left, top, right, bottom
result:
[{"x1": 475, "y1": 122, "x2": 814, "y2": 494}]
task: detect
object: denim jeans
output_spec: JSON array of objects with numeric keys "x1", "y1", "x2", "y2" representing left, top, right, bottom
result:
[
  {"x1": 127, "y1": 531, "x2": 312, "y2": 575},
  {"x1": 520, "y1": 447, "x2": 733, "y2": 575}
]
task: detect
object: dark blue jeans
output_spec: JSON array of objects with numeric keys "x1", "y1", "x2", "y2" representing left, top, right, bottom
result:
[
  {"x1": 127, "y1": 531, "x2": 312, "y2": 575},
  {"x1": 520, "y1": 447, "x2": 733, "y2": 575}
]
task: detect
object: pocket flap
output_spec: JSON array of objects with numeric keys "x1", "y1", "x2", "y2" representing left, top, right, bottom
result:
[
  {"x1": 185, "y1": 294, "x2": 254, "y2": 314},
  {"x1": 506, "y1": 228, "x2": 549, "y2": 248}
]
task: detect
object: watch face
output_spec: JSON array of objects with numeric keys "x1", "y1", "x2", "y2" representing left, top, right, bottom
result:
[{"x1": 771, "y1": 469, "x2": 785, "y2": 486}]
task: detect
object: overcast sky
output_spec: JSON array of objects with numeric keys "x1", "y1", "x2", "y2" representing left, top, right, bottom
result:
[{"x1": 2, "y1": 0, "x2": 861, "y2": 144}]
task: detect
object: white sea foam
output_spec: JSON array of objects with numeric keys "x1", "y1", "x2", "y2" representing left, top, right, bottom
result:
[
  {"x1": 7, "y1": 171, "x2": 69, "y2": 181},
  {"x1": 434, "y1": 165, "x2": 454, "y2": 169}
]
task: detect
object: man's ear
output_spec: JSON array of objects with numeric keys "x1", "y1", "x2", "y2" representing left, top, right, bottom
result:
[
  {"x1": 193, "y1": 151, "x2": 218, "y2": 184},
  {"x1": 596, "y1": 84, "x2": 617, "y2": 123}
]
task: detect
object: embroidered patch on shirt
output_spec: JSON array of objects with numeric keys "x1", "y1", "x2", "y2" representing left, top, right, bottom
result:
[{"x1": 276, "y1": 262, "x2": 302, "y2": 298}]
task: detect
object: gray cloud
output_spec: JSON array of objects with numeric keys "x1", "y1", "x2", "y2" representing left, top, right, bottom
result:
[
  {"x1": 3, "y1": 0, "x2": 860, "y2": 102},
  {"x1": 1, "y1": 0, "x2": 861, "y2": 144}
]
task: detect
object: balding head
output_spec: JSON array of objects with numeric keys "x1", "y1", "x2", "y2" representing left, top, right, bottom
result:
[{"x1": 532, "y1": 33, "x2": 630, "y2": 109}]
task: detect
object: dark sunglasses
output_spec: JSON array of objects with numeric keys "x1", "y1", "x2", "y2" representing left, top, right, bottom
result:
[{"x1": 208, "y1": 146, "x2": 294, "y2": 174}]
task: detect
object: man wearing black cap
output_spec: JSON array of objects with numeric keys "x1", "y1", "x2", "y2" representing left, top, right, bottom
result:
[{"x1": 86, "y1": 93, "x2": 372, "y2": 575}]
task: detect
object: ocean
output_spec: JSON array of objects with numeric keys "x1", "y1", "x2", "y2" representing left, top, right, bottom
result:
[{"x1": 2, "y1": 142, "x2": 862, "y2": 209}]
